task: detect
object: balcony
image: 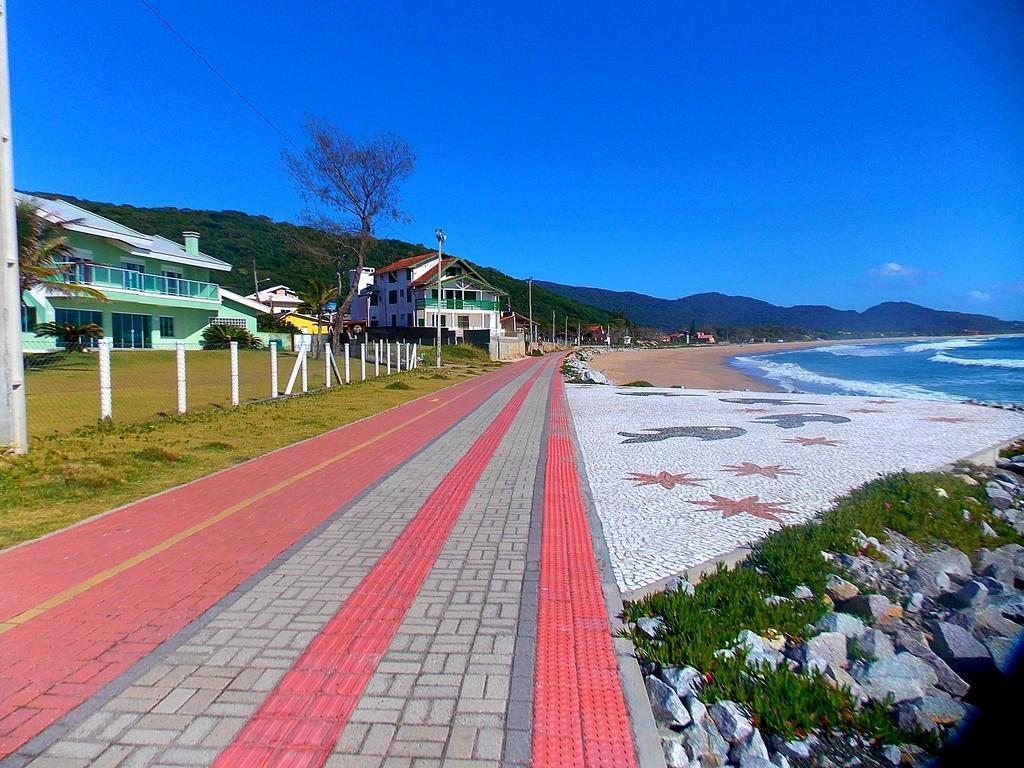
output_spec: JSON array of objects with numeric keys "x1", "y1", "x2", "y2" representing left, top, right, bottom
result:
[
  {"x1": 54, "y1": 263, "x2": 219, "y2": 301},
  {"x1": 415, "y1": 298, "x2": 501, "y2": 312}
]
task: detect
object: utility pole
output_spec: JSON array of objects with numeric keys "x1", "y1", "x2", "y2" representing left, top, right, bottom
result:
[
  {"x1": 551, "y1": 310, "x2": 555, "y2": 345},
  {"x1": 434, "y1": 228, "x2": 445, "y2": 368},
  {"x1": 577, "y1": 321, "x2": 581, "y2": 346},
  {"x1": 527, "y1": 277, "x2": 534, "y2": 349},
  {"x1": 0, "y1": 2, "x2": 26, "y2": 454},
  {"x1": 564, "y1": 316, "x2": 568, "y2": 346},
  {"x1": 252, "y1": 259, "x2": 259, "y2": 297}
]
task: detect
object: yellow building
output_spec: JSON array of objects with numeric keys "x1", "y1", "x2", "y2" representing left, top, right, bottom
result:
[{"x1": 281, "y1": 312, "x2": 328, "y2": 335}]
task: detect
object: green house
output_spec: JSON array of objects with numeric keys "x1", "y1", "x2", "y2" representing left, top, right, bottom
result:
[{"x1": 18, "y1": 194, "x2": 264, "y2": 350}]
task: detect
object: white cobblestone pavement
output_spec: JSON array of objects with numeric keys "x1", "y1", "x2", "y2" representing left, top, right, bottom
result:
[{"x1": 566, "y1": 384, "x2": 1024, "y2": 593}]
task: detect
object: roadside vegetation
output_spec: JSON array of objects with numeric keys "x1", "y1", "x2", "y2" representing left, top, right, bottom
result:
[
  {"x1": 622, "y1": 470, "x2": 1021, "y2": 746},
  {"x1": 0, "y1": 367, "x2": 469, "y2": 548}
]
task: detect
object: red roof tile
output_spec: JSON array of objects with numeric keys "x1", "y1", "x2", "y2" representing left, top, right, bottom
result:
[
  {"x1": 376, "y1": 253, "x2": 436, "y2": 274},
  {"x1": 409, "y1": 258, "x2": 457, "y2": 287}
]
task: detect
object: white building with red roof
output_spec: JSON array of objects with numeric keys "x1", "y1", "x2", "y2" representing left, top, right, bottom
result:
[{"x1": 349, "y1": 253, "x2": 503, "y2": 335}]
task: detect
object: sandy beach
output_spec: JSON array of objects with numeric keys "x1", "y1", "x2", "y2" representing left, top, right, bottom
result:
[{"x1": 590, "y1": 337, "x2": 931, "y2": 390}]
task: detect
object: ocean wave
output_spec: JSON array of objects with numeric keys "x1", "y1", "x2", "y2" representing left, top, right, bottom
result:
[
  {"x1": 903, "y1": 338, "x2": 987, "y2": 353},
  {"x1": 820, "y1": 344, "x2": 898, "y2": 358},
  {"x1": 733, "y1": 357, "x2": 961, "y2": 401},
  {"x1": 930, "y1": 354, "x2": 1024, "y2": 370}
]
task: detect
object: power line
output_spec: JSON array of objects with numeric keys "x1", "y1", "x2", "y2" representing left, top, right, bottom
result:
[{"x1": 138, "y1": 0, "x2": 300, "y2": 151}]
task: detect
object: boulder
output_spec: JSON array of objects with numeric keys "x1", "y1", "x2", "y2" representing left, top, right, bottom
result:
[
  {"x1": 881, "y1": 745, "x2": 902, "y2": 766},
  {"x1": 637, "y1": 616, "x2": 666, "y2": 639},
  {"x1": 986, "y1": 484, "x2": 1013, "y2": 510},
  {"x1": 776, "y1": 739, "x2": 814, "y2": 760},
  {"x1": 798, "y1": 632, "x2": 847, "y2": 670},
  {"x1": 709, "y1": 700, "x2": 753, "y2": 743},
  {"x1": 977, "y1": 549, "x2": 1016, "y2": 583},
  {"x1": 948, "y1": 579, "x2": 989, "y2": 609},
  {"x1": 972, "y1": 603, "x2": 1021, "y2": 637},
  {"x1": 739, "y1": 758, "x2": 774, "y2": 768},
  {"x1": 905, "y1": 592, "x2": 925, "y2": 613},
  {"x1": 661, "y1": 666, "x2": 703, "y2": 699},
  {"x1": 850, "y1": 628, "x2": 895, "y2": 661},
  {"x1": 1000, "y1": 595, "x2": 1024, "y2": 623},
  {"x1": 825, "y1": 574, "x2": 859, "y2": 602},
  {"x1": 853, "y1": 652, "x2": 938, "y2": 703},
  {"x1": 792, "y1": 585, "x2": 814, "y2": 600},
  {"x1": 916, "y1": 692, "x2": 967, "y2": 725},
  {"x1": 909, "y1": 548, "x2": 971, "y2": 597},
  {"x1": 686, "y1": 695, "x2": 708, "y2": 726},
  {"x1": 893, "y1": 630, "x2": 970, "y2": 697},
  {"x1": 815, "y1": 612, "x2": 866, "y2": 639},
  {"x1": 930, "y1": 621, "x2": 993, "y2": 677},
  {"x1": 646, "y1": 676, "x2": 691, "y2": 728},
  {"x1": 691, "y1": 717, "x2": 730, "y2": 767},
  {"x1": 662, "y1": 738, "x2": 690, "y2": 768},
  {"x1": 983, "y1": 635, "x2": 1018, "y2": 676},
  {"x1": 894, "y1": 701, "x2": 938, "y2": 734},
  {"x1": 980, "y1": 521, "x2": 999, "y2": 539},
  {"x1": 665, "y1": 575, "x2": 696, "y2": 596},
  {"x1": 729, "y1": 728, "x2": 770, "y2": 765},
  {"x1": 841, "y1": 593, "x2": 902, "y2": 621},
  {"x1": 770, "y1": 753, "x2": 791, "y2": 768}
]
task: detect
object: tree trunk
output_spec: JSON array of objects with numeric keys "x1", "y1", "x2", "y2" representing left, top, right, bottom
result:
[{"x1": 336, "y1": 225, "x2": 371, "y2": 350}]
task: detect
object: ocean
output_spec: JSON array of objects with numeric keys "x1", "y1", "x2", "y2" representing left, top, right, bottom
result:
[{"x1": 731, "y1": 335, "x2": 1024, "y2": 405}]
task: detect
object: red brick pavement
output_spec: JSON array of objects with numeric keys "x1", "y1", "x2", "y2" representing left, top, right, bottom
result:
[{"x1": 0, "y1": 359, "x2": 537, "y2": 758}]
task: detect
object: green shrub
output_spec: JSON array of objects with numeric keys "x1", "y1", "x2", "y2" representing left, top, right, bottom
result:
[
  {"x1": 201, "y1": 324, "x2": 262, "y2": 350},
  {"x1": 385, "y1": 380, "x2": 412, "y2": 390},
  {"x1": 623, "y1": 380, "x2": 653, "y2": 387}
]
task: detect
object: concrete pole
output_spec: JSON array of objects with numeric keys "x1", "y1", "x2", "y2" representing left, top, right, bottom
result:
[
  {"x1": 175, "y1": 341, "x2": 187, "y2": 414},
  {"x1": 325, "y1": 343, "x2": 332, "y2": 387},
  {"x1": 0, "y1": 3, "x2": 26, "y2": 452},
  {"x1": 300, "y1": 346, "x2": 308, "y2": 393},
  {"x1": 395, "y1": 341, "x2": 401, "y2": 372},
  {"x1": 98, "y1": 339, "x2": 112, "y2": 420},
  {"x1": 270, "y1": 342, "x2": 278, "y2": 398},
  {"x1": 229, "y1": 341, "x2": 239, "y2": 405},
  {"x1": 344, "y1": 343, "x2": 350, "y2": 383},
  {"x1": 374, "y1": 341, "x2": 380, "y2": 377},
  {"x1": 386, "y1": 343, "x2": 391, "y2": 375},
  {"x1": 361, "y1": 342, "x2": 366, "y2": 381}
]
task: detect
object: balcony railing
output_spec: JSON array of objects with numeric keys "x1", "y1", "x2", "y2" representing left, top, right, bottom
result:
[
  {"x1": 415, "y1": 298, "x2": 500, "y2": 311},
  {"x1": 54, "y1": 263, "x2": 219, "y2": 301}
]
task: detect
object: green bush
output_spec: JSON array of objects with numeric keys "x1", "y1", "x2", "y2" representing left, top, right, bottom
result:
[
  {"x1": 201, "y1": 324, "x2": 262, "y2": 350},
  {"x1": 623, "y1": 380, "x2": 653, "y2": 387}
]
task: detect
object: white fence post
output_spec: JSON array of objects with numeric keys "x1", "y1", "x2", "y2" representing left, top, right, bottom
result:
[
  {"x1": 396, "y1": 342, "x2": 402, "y2": 372},
  {"x1": 344, "y1": 343, "x2": 351, "y2": 384},
  {"x1": 301, "y1": 345, "x2": 308, "y2": 393},
  {"x1": 374, "y1": 341, "x2": 380, "y2": 377},
  {"x1": 98, "y1": 338, "x2": 112, "y2": 421},
  {"x1": 386, "y1": 342, "x2": 391, "y2": 375},
  {"x1": 412, "y1": 343, "x2": 418, "y2": 369},
  {"x1": 361, "y1": 342, "x2": 367, "y2": 381},
  {"x1": 175, "y1": 341, "x2": 187, "y2": 414},
  {"x1": 229, "y1": 341, "x2": 239, "y2": 406},
  {"x1": 325, "y1": 343, "x2": 332, "y2": 388},
  {"x1": 270, "y1": 343, "x2": 279, "y2": 398}
]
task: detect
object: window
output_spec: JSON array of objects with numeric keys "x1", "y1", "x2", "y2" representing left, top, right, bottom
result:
[
  {"x1": 161, "y1": 269, "x2": 184, "y2": 296},
  {"x1": 388, "y1": 290, "x2": 397, "y2": 303},
  {"x1": 370, "y1": 294, "x2": 379, "y2": 306},
  {"x1": 370, "y1": 319, "x2": 379, "y2": 327},
  {"x1": 464, "y1": 290, "x2": 478, "y2": 301},
  {"x1": 388, "y1": 272, "x2": 397, "y2": 283},
  {"x1": 430, "y1": 289, "x2": 438, "y2": 299},
  {"x1": 21, "y1": 306, "x2": 37, "y2": 332},
  {"x1": 159, "y1": 316, "x2": 175, "y2": 337},
  {"x1": 406, "y1": 313, "x2": 413, "y2": 326},
  {"x1": 390, "y1": 314, "x2": 396, "y2": 326},
  {"x1": 458, "y1": 315, "x2": 470, "y2": 329},
  {"x1": 121, "y1": 261, "x2": 145, "y2": 290},
  {"x1": 208, "y1": 317, "x2": 247, "y2": 327},
  {"x1": 55, "y1": 308, "x2": 102, "y2": 327},
  {"x1": 405, "y1": 268, "x2": 412, "y2": 280},
  {"x1": 418, "y1": 318, "x2": 425, "y2": 327},
  {"x1": 111, "y1": 312, "x2": 152, "y2": 348}
]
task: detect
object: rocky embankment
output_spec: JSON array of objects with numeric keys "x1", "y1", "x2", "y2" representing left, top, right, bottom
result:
[
  {"x1": 637, "y1": 460, "x2": 1024, "y2": 768},
  {"x1": 562, "y1": 348, "x2": 610, "y2": 384}
]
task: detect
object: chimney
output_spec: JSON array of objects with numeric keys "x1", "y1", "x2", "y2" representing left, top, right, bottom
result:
[{"x1": 182, "y1": 231, "x2": 200, "y2": 256}]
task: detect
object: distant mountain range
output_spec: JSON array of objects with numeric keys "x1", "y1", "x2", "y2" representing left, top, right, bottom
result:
[{"x1": 535, "y1": 282, "x2": 1023, "y2": 336}]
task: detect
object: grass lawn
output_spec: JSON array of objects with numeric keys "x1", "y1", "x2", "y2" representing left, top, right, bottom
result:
[{"x1": 0, "y1": 362, "x2": 499, "y2": 549}]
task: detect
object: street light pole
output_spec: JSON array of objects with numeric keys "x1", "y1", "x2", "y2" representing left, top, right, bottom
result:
[
  {"x1": 0, "y1": 2, "x2": 27, "y2": 453},
  {"x1": 434, "y1": 228, "x2": 445, "y2": 368},
  {"x1": 527, "y1": 277, "x2": 534, "y2": 350}
]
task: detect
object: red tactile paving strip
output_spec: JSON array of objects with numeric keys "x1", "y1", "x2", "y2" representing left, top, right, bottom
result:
[
  {"x1": 532, "y1": 377, "x2": 638, "y2": 768},
  {"x1": 0, "y1": 360, "x2": 536, "y2": 758},
  {"x1": 214, "y1": 360, "x2": 552, "y2": 767}
]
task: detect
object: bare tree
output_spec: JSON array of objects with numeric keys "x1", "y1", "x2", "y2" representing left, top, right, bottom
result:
[{"x1": 284, "y1": 118, "x2": 415, "y2": 350}]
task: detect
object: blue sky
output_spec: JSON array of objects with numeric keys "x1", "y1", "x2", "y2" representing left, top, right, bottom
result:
[{"x1": 9, "y1": 1, "x2": 1024, "y2": 318}]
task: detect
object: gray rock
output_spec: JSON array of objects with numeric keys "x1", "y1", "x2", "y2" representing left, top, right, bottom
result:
[
  {"x1": 799, "y1": 632, "x2": 848, "y2": 670},
  {"x1": 771, "y1": 753, "x2": 792, "y2": 768},
  {"x1": 709, "y1": 700, "x2": 753, "y2": 743},
  {"x1": 661, "y1": 666, "x2": 703, "y2": 699},
  {"x1": 730, "y1": 728, "x2": 770, "y2": 765},
  {"x1": 910, "y1": 547, "x2": 971, "y2": 597},
  {"x1": 893, "y1": 630, "x2": 970, "y2": 697},
  {"x1": 930, "y1": 621, "x2": 993, "y2": 676},
  {"x1": 977, "y1": 549, "x2": 1016, "y2": 583},
  {"x1": 687, "y1": 695, "x2": 708, "y2": 726},
  {"x1": 665, "y1": 575, "x2": 696, "y2": 595},
  {"x1": 949, "y1": 579, "x2": 989, "y2": 609},
  {"x1": 777, "y1": 739, "x2": 814, "y2": 760},
  {"x1": 983, "y1": 635, "x2": 1018, "y2": 675},
  {"x1": 986, "y1": 484, "x2": 1013, "y2": 510},
  {"x1": 854, "y1": 652, "x2": 938, "y2": 703},
  {"x1": 916, "y1": 692, "x2": 967, "y2": 725},
  {"x1": 647, "y1": 676, "x2": 692, "y2": 727},
  {"x1": 970, "y1": 602, "x2": 1021, "y2": 637},
  {"x1": 637, "y1": 616, "x2": 666, "y2": 639},
  {"x1": 697, "y1": 717, "x2": 730, "y2": 766},
  {"x1": 894, "y1": 701, "x2": 939, "y2": 734},
  {"x1": 1000, "y1": 595, "x2": 1024, "y2": 623},
  {"x1": 739, "y1": 759, "x2": 774, "y2": 768},
  {"x1": 841, "y1": 593, "x2": 901, "y2": 621},
  {"x1": 995, "y1": 542, "x2": 1024, "y2": 562},
  {"x1": 980, "y1": 521, "x2": 999, "y2": 538},
  {"x1": 792, "y1": 585, "x2": 814, "y2": 600},
  {"x1": 826, "y1": 574, "x2": 859, "y2": 602},
  {"x1": 663, "y1": 738, "x2": 690, "y2": 768},
  {"x1": 764, "y1": 595, "x2": 789, "y2": 606},
  {"x1": 880, "y1": 745, "x2": 902, "y2": 766},
  {"x1": 815, "y1": 612, "x2": 866, "y2": 639},
  {"x1": 905, "y1": 592, "x2": 925, "y2": 613},
  {"x1": 850, "y1": 628, "x2": 895, "y2": 661}
]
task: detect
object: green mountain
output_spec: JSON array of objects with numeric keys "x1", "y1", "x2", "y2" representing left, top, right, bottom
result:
[{"x1": 26, "y1": 193, "x2": 616, "y2": 328}]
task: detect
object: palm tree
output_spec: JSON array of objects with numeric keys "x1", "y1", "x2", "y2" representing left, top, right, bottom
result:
[
  {"x1": 33, "y1": 321, "x2": 104, "y2": 353},
  {"x1": 17, "y1": 202, "x2": 106, "y2": 302},
  {"x1": 297, "y1": 278, "x2": 337, "y2": 357},
  {"x1": 200, "y1": 324, "x2": 263, "y2": 350}
]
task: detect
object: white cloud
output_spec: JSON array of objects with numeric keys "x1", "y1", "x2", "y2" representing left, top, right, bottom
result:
[
  {"x1": 968, "y1": 290, "x2": 991, "y2": 301},
  {"x1": 870, "y1": 262, "x2": 920, "y2": 278}
]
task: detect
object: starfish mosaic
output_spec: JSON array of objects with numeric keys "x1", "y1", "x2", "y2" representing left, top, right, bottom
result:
[
  {"x1": 626, "y1": 471, "x2": 708, "y2": 489},
  {"x1": 849, "y1": 408, "x2": 885, "y2": 413},
  {"x1": 720, "y1": 462, "x2": 800, "y2": 480},
  {"x1": 784, "y1": 436, "x2": 843, "y2": 447},
  {"x1": 923, "y1": 416, "x2": 974, "y2": 424},
  {"x1": 687, "y1": 494, "x2": 796, "y2": 523}
]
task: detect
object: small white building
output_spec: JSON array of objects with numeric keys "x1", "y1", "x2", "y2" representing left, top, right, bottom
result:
[
  {"x1": 247, "y1": 284, "x2": 303, "y2": 315},
  {"x1": 350, "y1": 253, "x2": 503, "y2": 334}
]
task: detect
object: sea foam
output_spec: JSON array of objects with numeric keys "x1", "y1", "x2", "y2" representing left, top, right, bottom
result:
[
  {"x1": 930, "y1": 354, "x2": 1024, "y2": 370},
  {"x1": 903, "y1": 338, "x2": 986, "y2": 353}
]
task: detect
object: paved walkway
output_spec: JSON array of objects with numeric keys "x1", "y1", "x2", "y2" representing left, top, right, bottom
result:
[{"x1": 0, "y1": 357, "x2": 655, "y2": 768}]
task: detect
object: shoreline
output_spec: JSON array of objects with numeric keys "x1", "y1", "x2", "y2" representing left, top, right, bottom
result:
[{"x1": 589, "y1": 336, "x2": 951, "y2": 391}]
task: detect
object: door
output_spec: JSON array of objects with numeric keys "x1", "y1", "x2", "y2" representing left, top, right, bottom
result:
[
  {"x1": 161, "y1": 269, "x2": 184, "y2": 296},
  {"x1": 111, "y1": 312, "x2": 152, "y2": 348},
  {"x1": 121, "y1": 262, "x2": 145, "y2": 290}
]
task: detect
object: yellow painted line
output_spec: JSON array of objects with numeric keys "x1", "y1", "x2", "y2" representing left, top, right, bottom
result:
[{"x1": 0, "y1": 364, "x2": 533, "y2": 636}]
